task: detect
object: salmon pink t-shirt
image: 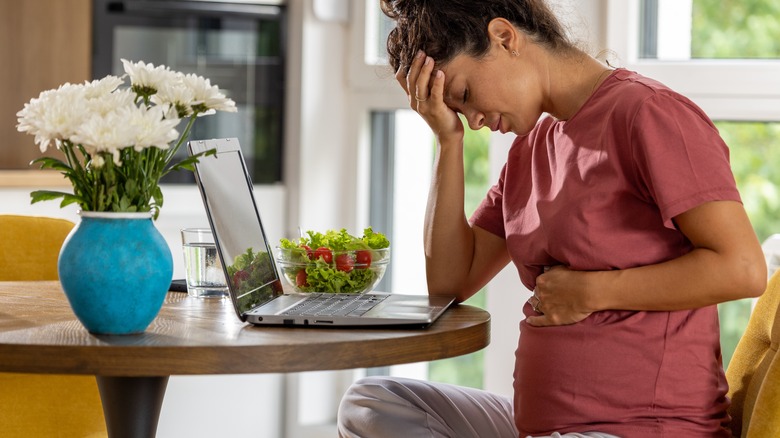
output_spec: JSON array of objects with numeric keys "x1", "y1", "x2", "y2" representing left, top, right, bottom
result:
[{"x1": 470, "y1": 69, "x2": 739, "y2": 437}]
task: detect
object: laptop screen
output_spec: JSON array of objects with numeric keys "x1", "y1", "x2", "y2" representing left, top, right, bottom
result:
[{"x1": 188, "y1": 138, "x2": 283, "y2": 318}]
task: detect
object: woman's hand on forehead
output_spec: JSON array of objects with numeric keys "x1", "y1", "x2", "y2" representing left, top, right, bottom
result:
[{"x1": 395, "y1": 51, "x2": 464, "y2": 144}]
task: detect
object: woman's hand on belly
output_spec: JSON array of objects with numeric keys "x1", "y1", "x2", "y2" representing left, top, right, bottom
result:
[
  {"x1": 527, "y1": 201, "x2": 766, "y2": 325},
  {"x1": 525, "y1": 265, "x2": 594, "y2": 326}
]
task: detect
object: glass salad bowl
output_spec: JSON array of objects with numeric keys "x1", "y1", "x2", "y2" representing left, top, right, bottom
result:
[{"x1": 275, "y1": 247, "x2": 390, "y2": 294}]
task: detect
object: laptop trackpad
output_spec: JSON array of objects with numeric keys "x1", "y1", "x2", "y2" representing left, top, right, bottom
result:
[
  {"x1": 250, "y1": 294, "x2": 308, "y2": 315},
  {"x1": 367, "y1": 299, "x2": 442, "y2": 319}
]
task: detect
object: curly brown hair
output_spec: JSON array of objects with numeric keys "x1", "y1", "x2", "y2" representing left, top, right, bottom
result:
[{"x1": 380, "y1": 0, "x2": 574, "y2": 73}]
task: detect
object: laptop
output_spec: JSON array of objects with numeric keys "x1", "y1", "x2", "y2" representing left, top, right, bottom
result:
[{"x1": 187, "y1": 137, "x2": 455, "y2": 327}]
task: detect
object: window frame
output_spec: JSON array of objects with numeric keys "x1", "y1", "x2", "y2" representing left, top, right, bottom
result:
[
  {"x1": 346, "y1": 1, "x2": 406, "y2": 97},
  {"x1": 607, "y1": 0, "x2": 780, "y2": 122}
]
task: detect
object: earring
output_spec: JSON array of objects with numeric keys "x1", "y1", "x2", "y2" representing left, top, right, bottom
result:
[{"x1": 511, "y1": 50, "x2": 519, "y2": 56}]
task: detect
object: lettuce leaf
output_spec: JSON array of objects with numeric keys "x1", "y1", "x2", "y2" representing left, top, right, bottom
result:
[{"x1": 281, "y1": 228, "x2": 389, "y2": 251}]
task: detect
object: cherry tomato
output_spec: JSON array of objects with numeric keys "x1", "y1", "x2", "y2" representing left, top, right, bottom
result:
[
  {"x1": 355, "y1": 250, "x2": 372, "y2": 268},
  {"x1": 335, "y1": 253, "x2": 354, "y2": 272},
  {"x1": 232, "y1": 270, "x2": 249, "y2": 286},
  {"x1": 295, "y1": 269, "x2": 308, "y2": 287},
  {"x1": 300, "y1": 244, "x2": 315, "y2": 260},
  {"x1": 314, "y1": 246, "x2": 333, "y2": 263}
]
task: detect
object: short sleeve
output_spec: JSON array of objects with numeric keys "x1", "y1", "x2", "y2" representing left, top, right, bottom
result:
[
  {"x1": 470, "y1": 163, "x2": 507, "y2": 239},
  {"x1": 630, "y1": 92, "x2": 741, "y2": 228}
]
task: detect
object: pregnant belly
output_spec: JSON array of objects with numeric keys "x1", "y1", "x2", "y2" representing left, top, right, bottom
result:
[{"x1": 513, "y1": 306, "x2": 724, "y2": 435}]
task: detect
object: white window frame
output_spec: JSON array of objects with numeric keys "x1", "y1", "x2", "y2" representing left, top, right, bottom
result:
[
  {"x1": 606, "y1": 0, "x2": 780, "y2": 122},
  {"x1": 346, "y1": 0, "x2": 407, "y2": 97}
]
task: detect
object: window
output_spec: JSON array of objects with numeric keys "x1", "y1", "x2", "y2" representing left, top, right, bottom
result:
[
  {"x1": 369, "y1": 110, "x2": 491, "y2": 388},
  {"x1": 724, "y1": 122, "x2": 780, "y2": 242},
  {"x1": 690, "y1": 0, "x2": 780, "y2": 59},
  {"x1": 639, "y1": 0, "x2": 780, "y2": 60},
  {"x1": 428, "y1": 121, "x2": 491, "y2": 388},
  {"x1": 608, "y1": 1, "x2": 780, "y2": 122},
  {"x1": 717, "y1": 121, "x2": 780, "y2": 365},
  {"x1": 611, "y1": 0, "x2": 780, "y2": 367}
]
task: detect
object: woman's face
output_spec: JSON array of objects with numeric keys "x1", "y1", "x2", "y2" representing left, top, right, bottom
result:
[{"x1": 440, "y1": 48, "x2": 543, "y2": 136}]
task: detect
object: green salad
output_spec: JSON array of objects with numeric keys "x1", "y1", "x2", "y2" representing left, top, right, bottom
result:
[
  {"x1": 227, "y1": 247, "x2": 276, "y2": 296},
  {"x1": 277, "y1": 227, "x2": 390, "y2": 293}
]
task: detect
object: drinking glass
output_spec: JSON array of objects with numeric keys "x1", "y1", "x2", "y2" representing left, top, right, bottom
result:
[{"x1": 180, "y1": 228, "x2": 228, "y2": 298}]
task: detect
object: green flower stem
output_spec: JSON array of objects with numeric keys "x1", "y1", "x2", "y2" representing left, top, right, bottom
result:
[
  {"x1": 163, "y1": 113, "x2": 199, "y2": 171},
  {"x1": 61, "y1": 142, "x2": 90, "y2": 204}
]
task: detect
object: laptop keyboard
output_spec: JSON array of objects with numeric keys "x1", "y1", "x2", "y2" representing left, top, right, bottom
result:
[{"x1": 282, "y1": 293, "x2": 389, "y2": 317}]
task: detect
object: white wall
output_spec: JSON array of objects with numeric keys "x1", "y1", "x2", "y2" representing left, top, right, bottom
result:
[{"x1": 293, "y1": 0, "x2": 353, "y2": 234}]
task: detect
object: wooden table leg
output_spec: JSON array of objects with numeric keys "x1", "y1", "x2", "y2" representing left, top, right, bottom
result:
[{"x1": 96, "y1": 376, "x2": 169, "y2": 438}]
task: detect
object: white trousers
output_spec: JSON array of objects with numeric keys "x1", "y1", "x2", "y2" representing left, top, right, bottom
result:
[{"x1": 337, "y1": 376, "x2": 621, "y2": 438}]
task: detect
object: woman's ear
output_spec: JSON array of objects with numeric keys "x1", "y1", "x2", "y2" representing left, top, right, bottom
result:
[{"x1": 487, "y1": 18, "x2": 523, "y2": 55}]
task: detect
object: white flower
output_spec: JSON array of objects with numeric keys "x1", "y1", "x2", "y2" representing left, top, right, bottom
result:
[
  {"x1": 70, "y1": 104, "x2": 180, "y2": 165},
  {"x1": 83, "y1": 88, "x2": 136, "y2": 118},
  {"x1": 160, "y1": 102, "x2": 181, "y2": 121},
  {"x1": 152, "y1": 82, "x2": 195, "y2": 117},
  {"x1": 181, "y1": 73, "x2": 237, "y2": 114},
  {"x1": 90, "y1": 154, "x2": 106, "y2": 168},
  {"x1": 19, "y1": 58, "x2": 239, "y2": 216},
  {"x1": 82, "y1": 76, "x2": 124, "y2": 98},
  {"x1": 70, "y1": 105, "x2": 136, "y2": 164},
  {"x1": 121, "y1": 58, "x2": 179, "y2": 95},
  {"x1": 124, "y1": 105, "x2": 180, "y2": 151},
  {"x1": 16, "y1": 83, "x2": 90, "y2": 152}
]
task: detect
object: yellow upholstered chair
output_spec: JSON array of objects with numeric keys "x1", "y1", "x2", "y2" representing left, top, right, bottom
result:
[
  {"x1": 0, "y1": 215, "x2": 107, "y2": 437},
  {"x1": 726, "y1": 269, "x2": 780, "y2": 437}
]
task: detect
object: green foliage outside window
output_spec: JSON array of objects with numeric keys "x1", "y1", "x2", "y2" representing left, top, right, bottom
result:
[
  {"x1": 721, "y1": 122, "x2": 780, "y2": 244},
  {"x1": 692, "y1": 0, "x2": 780, "y2": 59}
]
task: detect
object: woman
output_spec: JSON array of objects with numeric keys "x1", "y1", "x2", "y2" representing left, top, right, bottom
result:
[{"x1": 338, "y1": 0, "x2": 768, "y2": 437}]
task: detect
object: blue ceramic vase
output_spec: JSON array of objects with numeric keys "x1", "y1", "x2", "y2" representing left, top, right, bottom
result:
[{"x1": 58, "y1": 211, "x2": 173, "y2": 335}]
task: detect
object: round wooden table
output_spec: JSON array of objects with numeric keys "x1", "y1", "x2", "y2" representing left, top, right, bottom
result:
[{"x1": 0, "y1": 281, "x2": 490, "y2": 438}]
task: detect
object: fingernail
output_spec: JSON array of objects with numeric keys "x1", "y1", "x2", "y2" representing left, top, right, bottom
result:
[
  {"x1": 424, "y1": 56, "x2": 431, "y2": 65},
  {"x1": 416, "y1": 50, "x2": 424, "y2": 59}
]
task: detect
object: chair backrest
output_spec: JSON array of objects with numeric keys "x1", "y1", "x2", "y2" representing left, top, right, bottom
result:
[
  {"x1": 0, "y1": 214, "x2": 74, "y2": 280},
  {"x1": 726, "y1": 269, "x2": 780, "y2": 437},
  {"x1": 0, "y1": 214, "x2": 107, "y2": 437}
]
